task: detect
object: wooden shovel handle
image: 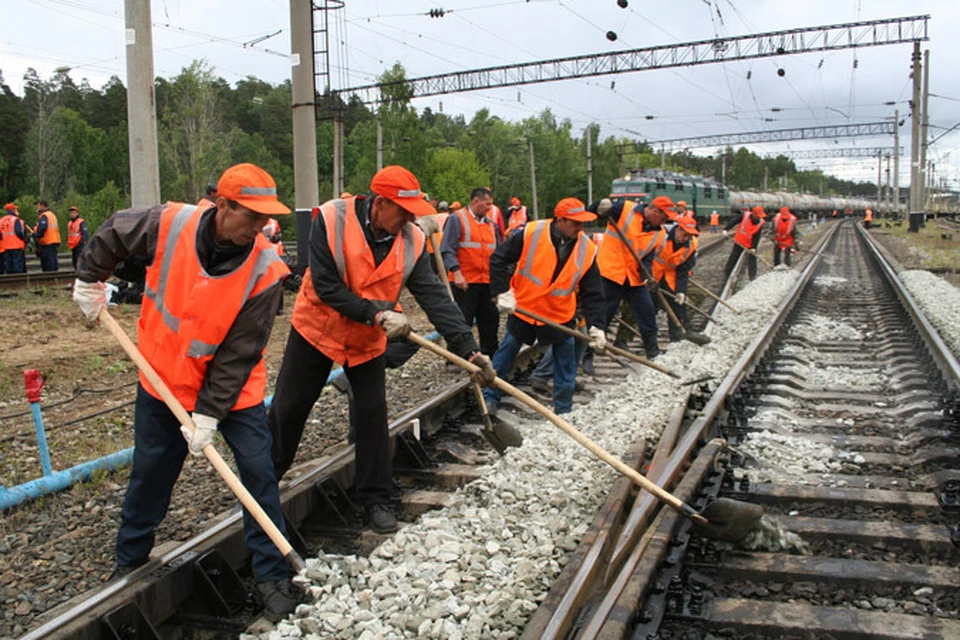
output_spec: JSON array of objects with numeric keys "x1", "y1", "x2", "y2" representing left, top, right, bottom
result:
[
  {"x1": 99, "y1": 308, "x2": 305, "y2": 572},
  {"x1": 407, "y1": 332, "x2": 706, "y2": 523},
  {"x1": 689, "y1": 278, "x2": 740, "y2": 314}
]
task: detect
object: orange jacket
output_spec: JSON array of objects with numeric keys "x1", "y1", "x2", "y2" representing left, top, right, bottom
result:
[
  {"x1": 506, "y1": 205, "x2": 528, "y2": 235},
  {"x1": 37, "y1": 210, "x2": 61, "y2": 246},
  {"x1": 139, "y1": 203, "x2": 288, "y2": 411},
  {"x1": 426, "y1": 212, "x2": 450, "y2": 255},
  {"x1": 652, "y1": 234, "x2": 698, "y2": 290},
  {"x1": 450, "y1": 207, "x2": 498, "y2": 284},
  {"x1": 510, "y1": 220, "x2": 598, "y2": 325},
  {"x1": 197, "y1": 196, "x2": 216, "y2": 211},
  {"x1": 773, "y1": 212, "x2": 797, "y2": 248},
  {"x1": 0, "y1": 214, "x2": 24, "y2": 251},
  {"x1": 864, "y1": 209, "x2": 873, "y2": 222},
  {"x1": 596, "y1": 201, "x2": 665, "y2": 286},
  {"x1": 67, "y1": 217, "x2": 85, "y2": 249},
  {"x1": 733, "y1": 211, "x2": 764, "y2": 248},
  {"x1": 710, "y1": 212, "x2": 720, "y2": 226},
  {"x1": 292, "y1": 197, "x2": 425, "y2": 366}
]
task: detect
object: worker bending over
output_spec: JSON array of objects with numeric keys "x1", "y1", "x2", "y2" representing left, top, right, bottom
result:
[
  {"x1": 484, "y1": 198, "x2": 607, "y2": 418},
  {"x1": 267, "y1": 166, "x2": 495, "y2": 535},
  {"x1": 772, "y1": 206, "x2": 799, "y2": 267},
  {"x1": 72, "y1": 164, "x2": 300, "y2": 621},
  {"x1": 652, "y1": 216, "x2": 699, "y2": 342},
  {"x1": 723, "y1": 205, "x2": 766, "y2": 281}
]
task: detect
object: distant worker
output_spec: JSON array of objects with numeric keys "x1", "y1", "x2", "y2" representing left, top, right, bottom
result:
[
  {"x1": 262, "y1": 217, "x2": 285, "y2": 315},
  {"x1": 485, "y1": 197, "x2": 607, "y2": 417},
  {"x1": 651, "y1": 215, "x2": 699, "y2": 341},
  {"x1": 67, "y1": 206, "x2": 89, "y2": 269},
  {"x1": 423, "y1": 201, "x2": 450, "y2": 276},
  {"x1": 487, "y1": 192, "x2": 505, "y2": 237},
  {"x1": 772, "y1": 206, "x2": 799, "y2": 267},
  {"x1": 72, "y1": 163, "x2": 300, "y2": 621},
  {"x1": 709, "y1": 210, "x2": 720, "y2": 233},
  {"x1": 591, "y1": 195, "x2": 676, "y2": 359},
  {"x1": 723, "y1": 205, "x2": 766, "y2": 281},
  {"x1": 862, "y1": 207, "x2": 873, "y2": 229},
  {"x1": 268, "y1": 166, "x2": 495, "y2": 534},
  {"x1": 197, "y1": 182, "x2": 218, "y2": 210},
  {"x1": 506, "y1": 196, "x2": 528, "y2": 236},
  {"x1": 676, "y1": 200, "x2": 696, "y2": 226},
  {"x1": 35, "y1": 199, "x2": 60, "y2": 272},
  {"x1": 1, "y1": 203, "x2": 26, "y2": 273},
  {"x1": 441, "y1": 187, "x2": 503, "y2": 356}
]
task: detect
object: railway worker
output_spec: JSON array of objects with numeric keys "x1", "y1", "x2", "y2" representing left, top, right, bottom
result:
[
  {"x1": 772, "y1": 206, "x2": 799, "y2": 267},
  {"x1": 590, "y1": 195, "x2": 676, "y2": 360},
  {"x1": 71, "y1": 163, "x2": 302, "y2": 621},
  {"x1": 1, "y1": 204, "x2": 27, "y2": 273},
  {"x1": 863, "y1": 207, "x2": 873, "y2": 229},
  {"x1": 267, "y1": 166, "x2": 495, "y2": 534},
  {"x1": 67, "y1": 206, "x2": 89, "y2": 269},
  {"x1": 676, "y1": 200, "x2": 696, "y2": 226},
  {"x1": 722, "y1": 205, "x2": 766, "y2": 281},
  {"x1": 488, "y1": 193, "x2": 506, "y2": 237},
  {"x1": 506, "y1": 196, "x2": 528, "y2": 236},
  {"x1": 422, "y1": 201, "x2": 449, "y2": 277},
  {"x1": 710, "y1": 210, "x2": 720, "y2": 233},
  {"x1": 484, "y1": 197, "x2": 607, "y2": 416},
  {"x1": 35, "y1": 200, "x2": 61, "y2": 272},
  {"x1": 440, "y1": 187, "x2": 503, "y2": 356},
  {"x1": 197, "y1": 182, "x2": 218, "y2": 210},
  {"x1": 262, "y1": 217, "x2": 286, "y2": 315},
  {"x1": 652, "y1": 215, "x2": 699, "y2": 342}
]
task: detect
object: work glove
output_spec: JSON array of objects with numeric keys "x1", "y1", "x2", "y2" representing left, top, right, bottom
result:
[
  {"x1": 468, "y1": 352, "x2": 497, "y2": 386},
  {"x1": 73, "y1": 279, "x2": 107, "y2": 323},
  {"x1": 453, "y1": 270, "x2": 468, "y2": 291},
  {"x1": 496, "y1": 289, "x2": 517, "y2": 314},
  {"x1": 415, "y1": 214, "x2": 440, "y2": 237},
  {"x1": 180, "y1": 413, "x2": 218, "y2": 456},
  {"x1": 376, "y1": 310, "x2": 411, "y2": 339},
  {"x1": 644, "y1": 278, "x2": 660, "y2": 297},
  {"x1": 675, "y1": 292, "x2": 686, "y2": 306},
  {"x1": 587, "y1": 326, "x2": 607, "y2": 353},
  {"x1": 721, "y1": 229, "x2": 729, "y2": 236}
]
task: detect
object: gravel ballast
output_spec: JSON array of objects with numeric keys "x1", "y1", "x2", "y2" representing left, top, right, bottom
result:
[{"x1": 899, "y1": 270, "x2": 960, "y2": 358}]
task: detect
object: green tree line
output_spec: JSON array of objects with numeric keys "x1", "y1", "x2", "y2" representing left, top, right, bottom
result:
[{"x1": 0, "y1": 61, "x2": 881, "y2": 237}]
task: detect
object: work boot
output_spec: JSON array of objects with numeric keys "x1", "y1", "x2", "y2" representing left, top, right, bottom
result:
[
  {"x1": 108, "y1": 562, "x2": 145, "y2": 581},
  {"x1": 257, "y1": 578, "x2": 301, "y2": 623},
  {"x1": 574, "y1": 379, "x2": 586, "y2": 393},
  {"x1": 668, "y1": 328, "x2": 684, "y2": 342},
  {"x1": 529, "y1": 377, "x2": 550, "y2": 394},
  {"x1": 613, "y1": 339, "x2": 630, "y2": 352},
  {"x1": 580, "y1": 350, "x2": 595, "y2": 376},
  {"x1": 642, "y1": 334, "x2": 660, "y2": 360},
  {"x1": 365, "y1": 503, "x2": 398, "y2": 534}
]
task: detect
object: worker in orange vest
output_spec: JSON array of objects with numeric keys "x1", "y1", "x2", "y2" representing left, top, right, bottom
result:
[
  {"x1": 723, "y1": 205, "x2": 766, "y2": 281},
  {"x1": 676, "y1": 200, "x2": 697, "y2": 228},
  {"x1": 485, "y1": 197, "x2": 607, "y2": 417},
  {"x1": 440, "y1": 187, "x2": 503, "y2": 356},
  {"x1": 66, "y1": 205, "x2": 89, "y2": 269},
  {"x1": 35, "y1": 199, "x2": 61, "y2": 271},
  {"x1": 709, "y1": 210, "x2": 720, "y2": 233},
  {"x1": 197, "y1": 182, "x2": 218, "y2": 210},
  {"x1": 422, "y1": 201, "x2": 450, "y2": 277},
  {"x1": 1, "y1": 203, "x2": 26, "y2": 273},
  {"x1": 488, "y1": 193, "x2": 505, "y2": 237},
  {"x1": 268, "y1": 166, "x2": 496, "y2": 535},
  {"x1": 591, "y1": 195, "x2": 676, "y2": 359},
  {"x1": 652, "y1": 216, "x2": 700, "y2": 341},
  {"x1": 506, "y1": 196, "x2": 528, "y2": 236},
  {"x1": 863, "y1": 207, "x2": 873, "y2": 229},
  {"x1": 772, "y1": 206, "x2": 799, "y2": 267},
  {"x1": 72, "y1": 163, "x2": 301, "y2": 621}
]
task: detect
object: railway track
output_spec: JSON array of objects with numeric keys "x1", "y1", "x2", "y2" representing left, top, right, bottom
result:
[{"x1": 0, "y1": 268, "x2": 76, "y2": 293}]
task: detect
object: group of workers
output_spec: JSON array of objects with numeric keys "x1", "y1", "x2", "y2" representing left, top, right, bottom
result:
[
  {"x1": 720, "y1": 205, "x2": 801, "y2": 281},
  {"x1": 0, "y1": 201, "x2": 88, "y2": 273}
]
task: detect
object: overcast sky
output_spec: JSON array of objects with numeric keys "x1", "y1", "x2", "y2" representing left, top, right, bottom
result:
[{"x1": 2, "y1": 0, "x2": 957, "y2": 188}]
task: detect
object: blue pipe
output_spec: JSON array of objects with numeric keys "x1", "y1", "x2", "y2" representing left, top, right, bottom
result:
[
  {"x1": 0, "y1": 448, "x2": 134, "y2": 511},
  {"x1": 30, "y1": 401, "x2": 53, "y2": 477}
]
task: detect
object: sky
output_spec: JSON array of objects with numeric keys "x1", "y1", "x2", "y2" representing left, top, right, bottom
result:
[{"x1": 2, "y1": 0, "x2": 958, "y2": 190}]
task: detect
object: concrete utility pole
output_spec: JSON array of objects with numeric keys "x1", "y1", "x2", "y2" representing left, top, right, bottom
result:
[
  {"x1": 290, "y1": 0, "x2": 319, "y2": 266},
  {"x1": 909, "y1": 41, "x2": 922, "y2": 214},
  {"x1": 721, "y1": 155, "x2": 726, "y2": 187},
  {"x1": 586, "y1": 128, "x2": 593, "y2": 204},
  {"x1": 919, "y1": 49, "x2": 930, "y2": 211},
  {"x1": 376, "y1": 118, "x2": 383, "y2": 171},
  {"x1": 528, "y1": 139, "x2": 538, "y2": 220},
  {"x1": 885, "y1": 155, "x2": 891, "y2": 212},
  {"x1": 894, "y1": 109, "x2": 901, "y2": 216},
  {"x1": 124, "y1": 0, "x2": 160, "y2": 206},
  {"x1": 876, "y1": 151, "x2": 883, "y2": 213},
  {"x1": 332, "y1": 116, "x2": 344, "y2": 196}
]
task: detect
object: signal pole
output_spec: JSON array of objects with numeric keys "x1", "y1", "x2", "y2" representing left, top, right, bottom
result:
[
  {"x1": 529, "y1": 139, "x2": 538, "y2": 220},
  {"x1": 124, "y1": 0, "x2": 160, "y2": 206},
  {"x1": 586, "y1": 128, "x2": 593, "y2": 204},
  {"x1": 909, "y1": 41, "x2": 922, "y2": 214},
  {"x1": 919, "y1": 49, "x2": 930, "y2": 211},
  {"x1": 290, "y1": 0, "x2": 319, "y2": 266},
  {"x1": 893, "y1": 109, "x2": 900, "y2": 216}
]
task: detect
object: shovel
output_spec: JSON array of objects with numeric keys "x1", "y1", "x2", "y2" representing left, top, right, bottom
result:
[
  {"x1": 720, "y1": 233, "x2": 774, "y2": 268},
  {"x1": 658, "y1": 288, "x2": 720, "y2": 327},
  {"x1": 406, "y1": 331, "x2": 765, "y2": 539},
  {"x1": 689, "y1": 278, "x2": 740, "y2": 315},
  {"x1": 98, "y1": 308, "x2": 306, "y2": 573}
]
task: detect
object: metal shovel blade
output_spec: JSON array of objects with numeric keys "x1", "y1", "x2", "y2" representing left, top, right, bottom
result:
[
  {"x1": 683, "y1": 331, "x2": 712, "y2": 346},
  {"x1": 693, "y1": 497, "x2": 765, "y2": 544}
]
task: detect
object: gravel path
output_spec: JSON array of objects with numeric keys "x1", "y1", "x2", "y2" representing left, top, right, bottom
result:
[{"x1": 899, "y1": 270, "x2": 960, "y2": 359}]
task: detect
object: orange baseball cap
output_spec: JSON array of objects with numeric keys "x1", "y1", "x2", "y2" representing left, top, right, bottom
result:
[
  {"x1": 780, "y1": 206, "x2": 790, "y2": 214},
  {"x1": 218, "y1": 163, "x2": 291, "y2": 215},
  {"x1": 340, "y1": 191, "x2": 353, "y2": 199},
  {"x1": 651, "y1": 195, "x2": 678, "y2": 220},
  {"x1": 676, "y1": 200, "x2": 687, "y2": 207},
  {"x1": 676, "y1": 217, "x2": 700, "y2": 236},
  {"x1": 450, "y1": 201, "x2": 462, "y2": 210},
  {"x1": 510, "y1": 196, "x2": 521, "y2": 206},
  {"x1": 4, "y1": 203, "x2": 16, "y2": 211},
  {"x1": 554, "y1": 197, "x2": 596, "y2": 222},
  {"x1": 370, "y1": 165, "x2": 435, "y2": 217},
  {"x1": 752, "y1": 206, "x2": 767, "y2": 218}
]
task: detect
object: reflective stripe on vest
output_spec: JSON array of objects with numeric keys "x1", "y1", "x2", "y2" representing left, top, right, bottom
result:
[
  {"x1": 38, "y1": 211, "x2": 61, "y2": 245},
  {"x1": 1, "y1": 215, "x2": 25, "y2": 251},
  {"x1": 734, "y1": 211, "x2": 764, "y2": 247},
  {"x1": 67, "y1": 218, "x2": 84, "y2": 249},
  {"x1": 774, "y1": 213, "x2": 796, "y2": 247},
  {"x1": 456, "y1": 209, "x2": 497, "y2": 250}
]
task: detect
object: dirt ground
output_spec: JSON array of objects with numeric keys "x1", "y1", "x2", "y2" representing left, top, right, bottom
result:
[{"x1": 870, "y1": 217, "x2": 960, "y2": 285}]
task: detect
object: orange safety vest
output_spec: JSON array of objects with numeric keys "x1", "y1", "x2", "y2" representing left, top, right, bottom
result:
[
  {"x1": 596, "y1": 201, "x2": 665, "y2": 286},
  {"x1": 489, "y1": 204, "x2": 504, "y2": 234},
  {"x1": 1, "y1": 215, "x2": 24, "y2": 251},
  {"x1": 773, "y1": 212, "x2": 796, "y2": 248},
  {"x1": 292, "y1": 198, "x2": 425, "y2": 366},
  {"x1": 197, "y1": 196, "x2": 216, "y2": 211},
  {"x1": 710, "y1": 212, "x2": 720, "y2": 226},
  {"x1": 652, "y1": 233, "x2": 698, "y2": 290},
  {"x1": 733, "y1": 211, "x2": 764, "y2": 248},
  {"x1": 37, "y1": 210, "x2": 60, "y2": 245},
  {"x1": 67, "y1": 217, "x2": 85, "y2": 249},
  {"x1": 510, "y1": 220, "x2": 598, "y2": 325},
  {"x1": 507, "y1": 206, "x2": 528, "y2": 234},
  {"x1": 451, "y1": 207, "x2": 498, "y2": 284},
  {"x1": 425, "y1": 212, "x2": 450, "y2": 255},
  {"x1": 139, "y1": 203, "x2": 288, "y2": 411},
  {"x1": 864, "y1": 209, "x2": 873, "y2": 222},
  {"x1": 262, "y1": 218, "x2": 284, "y2": 256}
]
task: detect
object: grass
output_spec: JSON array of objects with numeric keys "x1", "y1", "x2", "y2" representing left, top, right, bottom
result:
[{"x1": 877, "y1": 218, "x2": 960, "y2": 270}]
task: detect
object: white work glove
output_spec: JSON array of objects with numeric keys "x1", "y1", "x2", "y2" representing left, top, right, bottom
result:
[
  {"x1": 468, "y1": 352, "x2": 497, "y2": 386},
  {"x1": 180, "y1": 413, "x2": 217, "y2": 456},
  {"x1": 72, "y1": 279, "x2": 107, "y2": 323},
  {"x1": 676, "y1": 293, "x2": 686, "y2": 306},
  {"x1": 496, "y1": 289, "x2": 517, "y2": 314},
  {"x1": 587, "y1": 326, "x2": 607, "y2": 352},
  {"x1": 721, "y1": 229, "x2": 729, "y2": 236},
  {"x1": 376, "y1": 310, "x2": 411, "y2": 339},
  {"x1": 453, "y1": 270, "x2": 468, "y2": 291},
  {"x1": 596, "y1": 198, "x2": 613, "y2": 217},
  {"x1": 415, "y1": 214, "x2": 440, "y2": 237}
]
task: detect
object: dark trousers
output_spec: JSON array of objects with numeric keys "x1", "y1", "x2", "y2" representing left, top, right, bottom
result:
[
  {"x1": 655, "y1": 281, "x2": 687, "y2": 338},
  {"x1": 117, "y1": 386, "x2": 290, "y2": 582},
  {"x1": 723, "y1": 244, "x2": 757, "y2": 281},
  {"x1": 0, "y1": 253, "x2": 4, "y2": 274},
  {"x1": 39, "y1": 244, "x2": 59, "y2": 271},
  {"x1": 453, "y1": 282, "x2": 500, "y2": 356},
  {"x1": 773, "y1": 245, "x2": 793, "y2": 267},
  {"x1": 5, "y1": 249, "x2": 25, "y2": 273},
  {"x1": 71, "y1": 245, "x2": 84, "y2": 269},
  {"x1": 268, "y1": 328, "x2": 391, "y2": 506},
  {"x1": 602, "y1": 277, "x2": 658, "y2": 340}
]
